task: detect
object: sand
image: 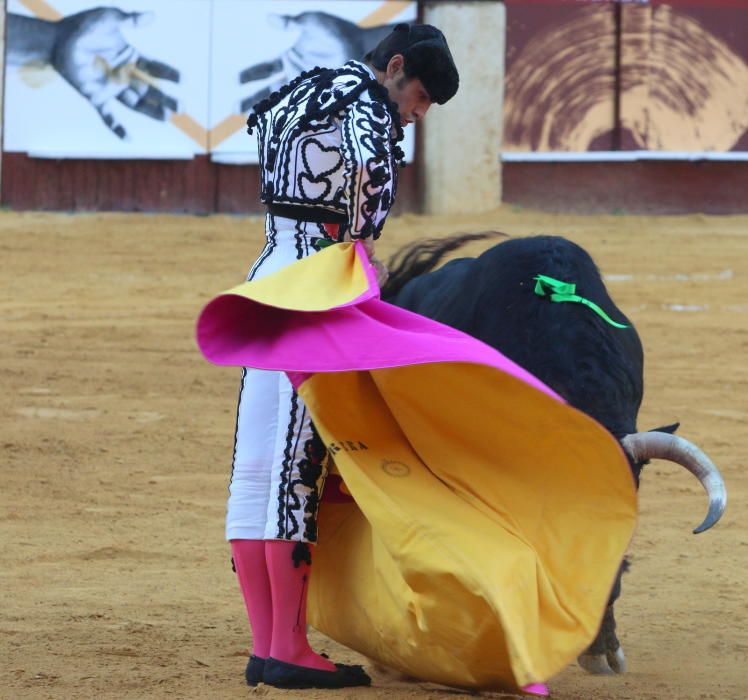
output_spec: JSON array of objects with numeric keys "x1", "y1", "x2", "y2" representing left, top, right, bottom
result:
[{"x1": 2, "y1": 208, "x2": 746, "y2": 700}]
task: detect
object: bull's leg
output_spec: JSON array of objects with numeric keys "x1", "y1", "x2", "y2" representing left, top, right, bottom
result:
[
  {"x1": 578, "y1": 561, "x2": 628, "y2": 674},
  {"x1": 578, "y1": 604, "x2": 626, "y2": 674},
  {"x1": 602, "y1": 605, "x2": 626, "y2": 673}
]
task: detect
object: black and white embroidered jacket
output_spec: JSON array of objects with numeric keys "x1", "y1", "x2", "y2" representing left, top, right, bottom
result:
[{"x1": 247, "y1": 61, "x2": 405, "y2": 240}]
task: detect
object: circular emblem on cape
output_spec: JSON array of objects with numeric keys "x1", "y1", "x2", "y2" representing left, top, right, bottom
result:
[{"x1": 381, "y1": 460, "x2": 410, "y2": 477}]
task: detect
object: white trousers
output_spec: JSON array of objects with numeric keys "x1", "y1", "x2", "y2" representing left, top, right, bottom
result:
[{"x1": 226, "y1": 215, "x2": 331, "y2": 542}]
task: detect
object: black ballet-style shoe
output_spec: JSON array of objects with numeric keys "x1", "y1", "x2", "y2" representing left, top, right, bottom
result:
[
  {"x1": 244, "y1": 655, "x2": 266, "y2": 686},
  {"x1": 262, "y1": 657, "x2": 372, "y2": 689}
]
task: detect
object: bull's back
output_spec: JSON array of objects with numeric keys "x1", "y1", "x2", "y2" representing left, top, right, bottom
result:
[
  {"x1": 392, "y1": 257, "x2": 476, "y2": 320},
  {"x1": 391, "y1": 236, "x2": 644, "y2": 437}
]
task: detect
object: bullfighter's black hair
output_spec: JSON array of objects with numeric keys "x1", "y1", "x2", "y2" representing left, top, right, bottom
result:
[{"x1": 364, "y1": 23, "x2": 459, "y2": 105}]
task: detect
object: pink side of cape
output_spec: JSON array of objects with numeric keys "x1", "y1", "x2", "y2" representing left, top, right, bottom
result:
[{"x1": 196, "y1": 242, "x2": 562, "y2": 401}]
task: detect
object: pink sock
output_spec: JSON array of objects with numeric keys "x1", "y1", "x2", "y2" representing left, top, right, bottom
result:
[
  {"x1": 265, "y1": 540, "x2": 335, "y2": 671},
  {"x1": 230, "y1": 539, "x2": 273, "y2": 658},
  {"x1": 522, "y1": 682, "x2": 550, "y2": 696}
]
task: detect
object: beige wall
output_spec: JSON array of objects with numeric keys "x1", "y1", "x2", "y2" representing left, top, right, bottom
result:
[{"x1": 421, "y1": 0, "x2": 505, "y2": 215}]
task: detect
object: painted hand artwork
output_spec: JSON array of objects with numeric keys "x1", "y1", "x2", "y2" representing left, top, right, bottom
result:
[
  {"x1": 7, "y1": 9, "x2": 181, "y2": 140},
  {"x1": 237, "y1": 12, "x2": 396, "y2": 114},
  {"x1": 4, "y1": 0, "x2": 415, "y2": 160}
]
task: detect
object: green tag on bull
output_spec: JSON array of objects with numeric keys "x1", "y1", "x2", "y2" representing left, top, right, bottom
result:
[{"x1": 533, "y1": 275, "x2": 629, "y2": 329}]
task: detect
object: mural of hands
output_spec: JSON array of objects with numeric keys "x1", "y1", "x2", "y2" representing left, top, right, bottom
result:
[
  {"x1": 7, "y1": 8, "x2": 181, "y2": 140},
  {"x1": 238, "y1": 11, "x2": 393, "y2": 113},
  {"x1": 4, "y1": 1, "x2": 416, "y2": 159}
]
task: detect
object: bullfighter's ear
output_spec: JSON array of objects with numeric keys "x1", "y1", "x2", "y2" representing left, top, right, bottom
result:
[{"x1": 649, "y1": 422, "x2": 680, "y2": 434}]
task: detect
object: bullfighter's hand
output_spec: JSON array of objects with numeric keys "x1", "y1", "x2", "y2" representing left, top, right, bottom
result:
[{"x1": 370, "y1": 255, "x2": 389, "y2": 288}]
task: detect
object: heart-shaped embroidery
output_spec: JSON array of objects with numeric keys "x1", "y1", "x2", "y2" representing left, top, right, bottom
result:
[
  {"x1": 298, "y1": 172, "x2": 332, "y2": 201},
  {"x1": 300, "y1": 138, "x2": 343, "y2": 180}
]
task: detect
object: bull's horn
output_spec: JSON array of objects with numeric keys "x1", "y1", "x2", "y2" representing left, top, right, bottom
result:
[{"x1": 621, "y1": 432, "x2": 727, "y2": 534}]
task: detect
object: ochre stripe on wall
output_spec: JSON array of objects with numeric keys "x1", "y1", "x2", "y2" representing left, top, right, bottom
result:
[
  {"x1": 359, "y1": 1, "x2": 412, "y2": 28},
  {"x1": 169, "y1": 114, "x2": 209, "y2": 150},
  {"x1": 209, "y1": 115, "x2": 248, "y2": 149},
  {"x1": 18, "y1": 0, "x2": 62, "y2": 21}
]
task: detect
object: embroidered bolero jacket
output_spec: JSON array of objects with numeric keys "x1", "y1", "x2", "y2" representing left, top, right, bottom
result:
[{"x1": 246, "y1": 61, "x2": 405, "y2": 240}]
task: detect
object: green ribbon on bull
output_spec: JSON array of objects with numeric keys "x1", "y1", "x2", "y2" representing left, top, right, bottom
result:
[{"x1": 533, "y1": 275, "x2": 629, "y2": 329}]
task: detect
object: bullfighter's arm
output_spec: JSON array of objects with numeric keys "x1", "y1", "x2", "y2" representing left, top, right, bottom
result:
[{"x1": 339, "y1": 93, "x2": 395, "y2": 241}]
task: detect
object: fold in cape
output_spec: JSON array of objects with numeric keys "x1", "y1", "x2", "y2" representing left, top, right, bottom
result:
[{"x1": 197, "y1": 241, "x2": 637, "y2": 691}]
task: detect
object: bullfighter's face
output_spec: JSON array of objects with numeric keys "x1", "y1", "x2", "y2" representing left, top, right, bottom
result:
[{"x1": 381, "y1": 54, "x2": 432, "y2": 127}]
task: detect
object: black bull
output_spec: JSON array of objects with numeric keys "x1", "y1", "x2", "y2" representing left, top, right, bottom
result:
[{"x1": 381, "y1": 233, "x2": 726, "y2": 675}]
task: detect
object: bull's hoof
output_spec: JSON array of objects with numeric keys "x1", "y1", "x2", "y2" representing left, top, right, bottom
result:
[
  {"x1": 606, "y1": 646, "x2": 627, "y2": 674},
  {"x1": 577, "y1": 653, "x2": 615, "y2": 675},
  {"x1": 578, "y1": 645, "x2": 627, "y2": 675}
]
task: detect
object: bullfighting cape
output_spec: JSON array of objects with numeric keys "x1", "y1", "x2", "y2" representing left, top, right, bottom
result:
[{"x1": 197, "y1": 242, "x2": 637, "y2": 691}]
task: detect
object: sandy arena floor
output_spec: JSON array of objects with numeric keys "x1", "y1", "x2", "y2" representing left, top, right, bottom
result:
[{"x1": 2, "y1": 208, "x2": 747, "y2": 700}]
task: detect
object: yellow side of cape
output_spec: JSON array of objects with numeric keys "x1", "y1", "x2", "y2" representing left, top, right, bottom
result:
[
  {"x1": 219, "y1": 241, "x2": 370, "y2": 311},
  {"x1": 302, "y1": 365, "x2": 636, "y2": 691}
]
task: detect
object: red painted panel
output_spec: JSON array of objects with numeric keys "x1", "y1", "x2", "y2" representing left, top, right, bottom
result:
[
  {"x1": 618, "y1": 4, "x2": 748, "y2": 152},
  {"x1": 215, "y1": 164, "x2": 262, "y2": 215},
  {"x1": 505, "y1": 2, "x2": 748, "y2": 153},
  {"x1": 504, "y1": 3, "x2": 618, "y2": 152},
  {"x1": 1, "y1": 155, "x2": 217, "y2": 213},
  {"x1": 503, "y1": 161, "x2": 748, "y2": 214},
  {"x1": 1, "y1": 154, "x2": 422, "y2": 215}
]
